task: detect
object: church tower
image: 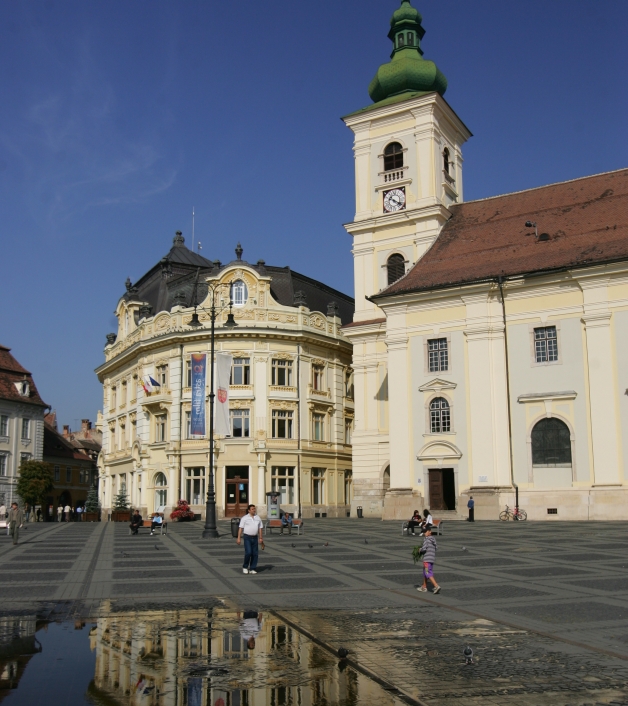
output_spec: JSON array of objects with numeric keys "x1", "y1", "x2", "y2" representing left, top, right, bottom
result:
[{"x1": 343, "y1": 1, "x2": 471, "y2": 517}]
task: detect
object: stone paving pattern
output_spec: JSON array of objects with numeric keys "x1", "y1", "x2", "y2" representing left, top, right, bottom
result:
[{"x1": 1, "y1": 518, "x2": 628, "y2": 704}]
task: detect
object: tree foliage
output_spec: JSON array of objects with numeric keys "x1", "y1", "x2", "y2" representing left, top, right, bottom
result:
[
  {"x1": 84, "y1": 484, "x2": 100, "y2": 512},
  {"x1": 16, "y1": 461, "x2": 54, "y2": 507},
  {"x1": 113, "y1": 487, "x2": 130, "y2": 510}
]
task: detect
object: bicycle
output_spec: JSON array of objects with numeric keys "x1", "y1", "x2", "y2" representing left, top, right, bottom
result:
[{"x1": 499, "y1": 504, "x2": 527, "y2": 521}]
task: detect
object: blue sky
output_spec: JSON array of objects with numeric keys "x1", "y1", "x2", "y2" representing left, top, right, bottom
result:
[{"x1": 1, "y1": 0, "x2": 627, "y2": 429}]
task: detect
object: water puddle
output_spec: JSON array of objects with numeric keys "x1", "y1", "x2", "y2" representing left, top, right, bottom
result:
[{"x1": 0, "y1": 608, "x2": 405, "y2": 706}]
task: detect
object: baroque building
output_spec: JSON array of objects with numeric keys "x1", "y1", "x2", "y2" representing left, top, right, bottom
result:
[
  {"x1": 0, "y1": 345, "x2": 48, "y2": 507},
  {"x1": 96, "y1": 235, "x2": 354, "y2": 520},
  {"x1": 343, "y1": 1, "x2": 628, "y2": 520}
]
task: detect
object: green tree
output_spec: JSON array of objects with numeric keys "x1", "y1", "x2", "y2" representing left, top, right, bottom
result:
[
  {"x1": 84, "y1": 484, "x2": 100, "y2": 512},
  {"x1": 16, "y1": 461, "x2": 54, "y2": 508},
  {"x1": 113, "y1": 486, "x2": 130, "y2": 510}
]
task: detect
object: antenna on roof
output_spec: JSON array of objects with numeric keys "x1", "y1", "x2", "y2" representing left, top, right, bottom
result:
[{"x1": 192, "y1": 207, "x2": 195, "y2": 252}]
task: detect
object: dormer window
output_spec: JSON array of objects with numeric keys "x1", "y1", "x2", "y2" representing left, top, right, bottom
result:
[
  {"x1": 230, "y1": 280, "x2": 248, "y2": 307},
  {"x1": 383, "y1": 142, "x2": 403, "y2": 172},
  {"x1": 14, "y1": 380, "x2": 29, "y2": 397},
  {"x1": 443, "y1": 147, "x2": 450, "y2": 175}
]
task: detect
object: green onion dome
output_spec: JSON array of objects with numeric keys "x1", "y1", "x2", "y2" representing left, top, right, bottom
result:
[{"x1": 368, "y1": 0, "x2": 447, "y2": 104}]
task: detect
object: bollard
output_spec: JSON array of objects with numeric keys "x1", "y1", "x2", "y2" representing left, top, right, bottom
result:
[{"x1": 357, "y1": 506, "x2": 363, "y2": 518}]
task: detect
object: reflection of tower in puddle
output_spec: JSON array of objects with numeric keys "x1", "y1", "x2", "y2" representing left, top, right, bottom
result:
[
  {"x1": 89, "y1": 604, "x2": 400, "y2": 706},
  {"x1": 0, "y1": 616, "x2": 40, "y2": 702}
]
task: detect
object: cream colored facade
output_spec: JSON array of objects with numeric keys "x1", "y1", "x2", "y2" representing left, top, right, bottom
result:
[
  {"x1": 343, "y1": 76, "x2": 628, "y2": 522},
  {"x1": 96, "y1": 260, "x2": 354, "y2": 520}
]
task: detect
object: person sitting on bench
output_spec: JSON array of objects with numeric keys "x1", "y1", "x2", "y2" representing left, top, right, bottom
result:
[
  {"x1": 407, "y1": 509, "x2": 422, "y2": 536},
  {"x1": 150, "y1": 513, "x2": 164, "y2": 535},
  {"x1": 419, "y1": 509, "x2": 433, "y2": 536},
  {"x1": 280, "y1": 512, "x2": 294, "y2": 535},
  {"x1": 129, "y1": 509, "x2": 143, "y2": 535}
]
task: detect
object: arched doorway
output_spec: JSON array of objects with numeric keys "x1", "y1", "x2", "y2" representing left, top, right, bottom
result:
[
  {"x1": 382, "y1": 466, "x2": 390, "y2": 494},
  {"x1": 531, "y1": 417, "x2": 573, "y2": 487}
]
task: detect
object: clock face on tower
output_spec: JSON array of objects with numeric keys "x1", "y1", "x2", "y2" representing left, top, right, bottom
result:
[{"x1": 383, "y1": 187, "x2": 406, "y2": 213}]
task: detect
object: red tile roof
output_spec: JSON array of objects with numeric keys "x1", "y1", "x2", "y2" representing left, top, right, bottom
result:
[
  {"x1": 375, "y1": 169, "x2": 628, "y2": 298},
  {"x1": 0, "y1": 345, "x2": 48, "y2": 407}
]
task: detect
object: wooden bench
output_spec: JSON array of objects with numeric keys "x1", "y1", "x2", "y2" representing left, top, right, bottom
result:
[
  {"x1": 401, "y1": 519, "x2": 443, "y2": 536},
  {"x1": 129, "y1": 519, "x2": 168, "y2": 536},
  {"x1": 265, "y1": 518, "x2": 304, "y2": 536}
]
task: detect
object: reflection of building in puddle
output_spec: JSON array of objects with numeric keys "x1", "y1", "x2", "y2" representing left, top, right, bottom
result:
[
  {"x1": 0, "y1": 616, "x2": 40, "y2": 703},
  {"x1": 89, "y1": 604, "x2": 401, "y2": 705}
]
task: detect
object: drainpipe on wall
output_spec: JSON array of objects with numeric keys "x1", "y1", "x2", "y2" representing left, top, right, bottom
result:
[
  {"x1": 297, "y1": 343, "x2": 302, "y2": 519},
  {"x1": 497, "y1": 276, "x2": 519, "y2": 511},
  {"x1": 179, "y1": 343, "x2": 184, "y2": 508}
]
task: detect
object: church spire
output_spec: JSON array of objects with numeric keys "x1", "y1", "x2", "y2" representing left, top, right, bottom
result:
[{"x1": 368, "y1": 1, "x2": 447, "y2": 104}]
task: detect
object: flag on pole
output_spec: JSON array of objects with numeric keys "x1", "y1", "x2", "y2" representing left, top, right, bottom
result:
[
  {"x1": 215, "y1": 352, "x2": 232, "y2": 436},
  {"x1": 190, "y1": 354, "x2": 206, "y2": 436},
  {"x1": 141, "y1": 375, "x2": 161, "y2": 394}
]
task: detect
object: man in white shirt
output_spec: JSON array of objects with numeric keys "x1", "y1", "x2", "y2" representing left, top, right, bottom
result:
[
  {"x1": 237, "y1": 504, "x2": 264, "y2": 575},
  {"x1": 238, "y1": 610, "x2": 263, "y2": 650}
]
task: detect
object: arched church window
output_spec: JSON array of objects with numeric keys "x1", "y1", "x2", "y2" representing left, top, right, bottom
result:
[
  {"x1": 230, "y1": 280, "x2": 248, "y2": 307},
  {"x1": 531, "y1": 418, "x2": 571, "y2": 465},
  {"x1": 386, "y1": 253, "x2": 405, "y2": 285},
  {"x1": 397, "y1": 33, "x2": 404, "y2": 48},
  {"x1": 443, "y1": 147, "x2": 450, "y2": 175},
  {"x1": 430, "y1": 397, "x2": 451, "y2": 433},
  {"x1": 407, "y1": 33, "x2": 414, "y2": 46},
  {"x1": 384, "y1": 142, "x2": 403, "y2": 171}
]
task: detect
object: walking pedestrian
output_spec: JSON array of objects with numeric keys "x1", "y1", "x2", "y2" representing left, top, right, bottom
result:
[
  {"x1": 238, "y1": 610, "x2": 263, "y2": 650},
  {"x1": 24, "y1": 504, "x2": 31, "y2": 523},
  {"x1": 76, "y1": 505, "x2": 83, "y2": 522},
  {"x1": 36, "y1": 507, "x2": 41, "y2": 522},
  {"x1": 64, "y1": 504, "x2": 71, "y2": 522},
  {"x1": 8, "y1": 502, "x2": 24, "y2": 545},
  {"x1": 0, "y1": 503, "x2": 6, "y2": 535},
  {"x1": 236, "y1": 504, "x2": 264, "y2": 575},
  {"x1": 467, "y1": 496, "x2": 475, "y2": 522},
  {"x1": 57, "y1": 505, "x2": 63, "y2": 523},
  {"x1": 417, "y1": 525, "x2": 440, "y2": 594}
]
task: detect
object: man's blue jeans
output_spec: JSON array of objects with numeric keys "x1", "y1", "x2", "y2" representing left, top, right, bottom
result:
[{"x1": 243, "y1": 534, "x2": 259, "y2": 570}]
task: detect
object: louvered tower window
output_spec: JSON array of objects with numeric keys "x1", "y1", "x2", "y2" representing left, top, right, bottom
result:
[{"x1": 387, "y1": 253, "x2": 405, "y2": 285}]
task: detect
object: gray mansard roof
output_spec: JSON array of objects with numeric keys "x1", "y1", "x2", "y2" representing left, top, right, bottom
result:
[{"x1": 120, "y1": 232, "x2": 354, "y2": 325}]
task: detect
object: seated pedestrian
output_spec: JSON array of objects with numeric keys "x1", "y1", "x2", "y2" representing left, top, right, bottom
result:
[
  {"x1": 150, "y1": 513, "x2": 163, "y2": 535},
  {"x1": 419, "y1": 508, "x2": 433, "y2": 536},
  {"x1": 130, "y1": 509, "x2": 143, "y2": 535},
  {"x1": 280, "y1": 512, "x2": 293, "y2": 535},
  {"x1": 407, "y1": 509, "x2": 422, "y2": 536},
  {"x1": 417, "y1": 525, "x2": 440, "y2": 594}
]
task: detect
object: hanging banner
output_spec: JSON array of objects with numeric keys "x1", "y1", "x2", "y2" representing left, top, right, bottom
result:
[
  {"x1": 190, "y1": 353, "x2": 206, "y2": 436},
  {"x1": 215, "y1": 352, "x2": 232, "y2": 436}
]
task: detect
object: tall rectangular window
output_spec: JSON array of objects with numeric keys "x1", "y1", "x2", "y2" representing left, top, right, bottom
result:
[
  {"x1": 534, "y1": 326, "x2": 558, "y2": 363},
  {"x1": 156, "y1": 365, "x2": 168, "y2": 387},
  {"x1": 54, "y1": 465, "x2": 60, "y2": 481},
  {"x1": 21, "y1": 418, "x2": 30, "y2": 439},
  {"x1": 271, "y1": 359, "x2": 293, "y2": 386},
  {"x1": 185, "y1": 411, "x2": 192, "y2": 439},
  {"x1": 155, "y1": 414, "x2": 167, "y2": 442},
  {"x1": 344, "y1": 419, "x2": 353, "y2": 445},
  {"x1": 121, "y1": 380, "x2": 127, "y2": 405},
  {"x1": 272, "y1": 410, "x2": 293, "y2": 438},
  {"x1": 312, "y1": 413, "x2": 325, "y2": 441},
  {"x1": 231, "y1": 358, "x2": 250, "y2": 385},
  {"x1": 0, "y1": 455, "x2": 6, "y2": 477},
  {"x1": 428, "y1": 338, "x2": 448, "y2": 372},
  {"x1": 186, "y1": 467, "x2": 205, "y2": 505},
  {"x1": 111, "y1": 386, "x2": 117, "y2": 409},
  {"x1": 66, "y1": 466, "x2": 72, "y2": 483},
  {"x1": 230, "y1": 409, "x2": 250, "y2": 438},
  {"x1": 312, "y1": 468, "x2": 325, "y2": 505},
  {"x1": 19, "y1": 453, "x2": 30, "y2": 466},
  {"x1": 131, "y1": 419, "x2": 137, "y2": 442},
  {"x1": 186, "y1": 359, "x2": 192, "y2": 388},
  {"x1": 271, "y1": 467, "x2": 294, "y2": 504},
  {"x1": 312, "y1": 365, "x2": 324, "y2": 391},
  {"x1": 0, "y1": 415, "x2": 8, "y2": 436}
]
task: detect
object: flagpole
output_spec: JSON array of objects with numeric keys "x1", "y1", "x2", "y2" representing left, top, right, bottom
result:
[{"x1": 203, "y1": 287, "x2": 219, "y2": 538}]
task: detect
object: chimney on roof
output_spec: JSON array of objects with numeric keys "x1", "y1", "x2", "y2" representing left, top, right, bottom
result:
[
  {"x1": 63, "y1": 424, "x2": 71, "y2": 437},
  {"x1": 81, "y1": 419, "x2": 91, "y2": 433}
]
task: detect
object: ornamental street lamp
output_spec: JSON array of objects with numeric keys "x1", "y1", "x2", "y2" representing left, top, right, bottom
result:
[{"x1": 188, "y1": 275, "x2": 237, "y2": 538}]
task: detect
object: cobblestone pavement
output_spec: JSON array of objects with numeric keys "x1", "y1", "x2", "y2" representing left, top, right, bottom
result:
[{"x1": 1, "y1": 518, "x2": 627, "y2": 704}]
